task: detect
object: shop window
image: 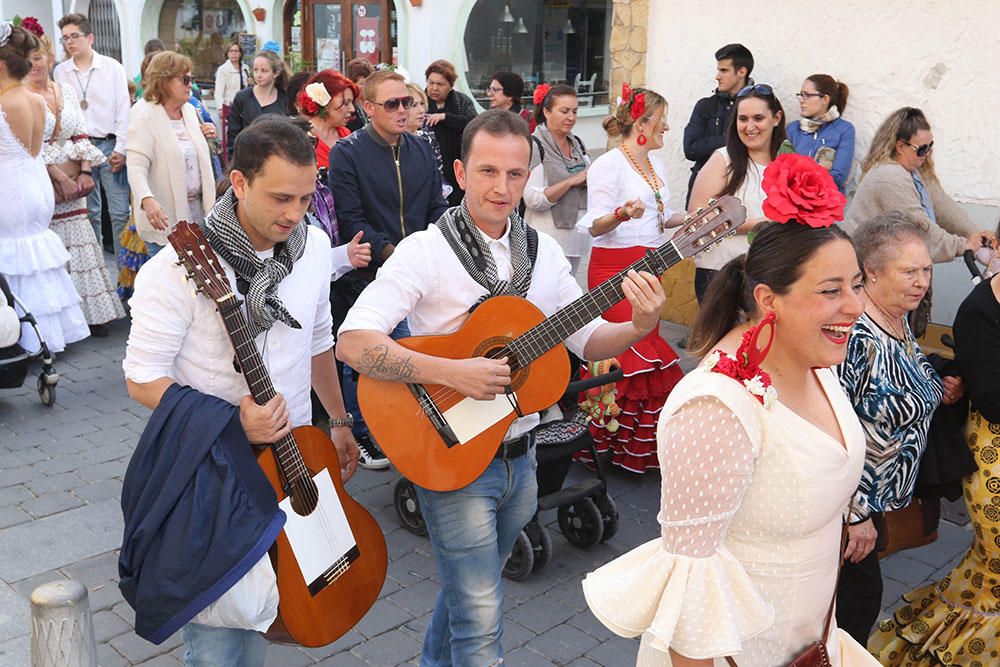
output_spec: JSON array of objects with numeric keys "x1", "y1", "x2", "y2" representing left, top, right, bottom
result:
[
  {"x1": 463, "y1": 0, "x2": 611, "y2": 109},
  {"x1": 158, "y1": 0, "x2": 247, "y2": 85}
]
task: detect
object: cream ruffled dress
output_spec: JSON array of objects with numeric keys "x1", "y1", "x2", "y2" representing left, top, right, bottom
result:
[{"x1": 583, "y1": 365, "x2": 881, "y2": 666}]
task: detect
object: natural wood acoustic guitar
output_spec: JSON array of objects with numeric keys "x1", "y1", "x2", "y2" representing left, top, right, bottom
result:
[
  {"x1": 358, "y1": 197, "x2": 746, "y2": 491},
  {"x1": 169, "y1": 221, "x2": 387, "y2": 648}
]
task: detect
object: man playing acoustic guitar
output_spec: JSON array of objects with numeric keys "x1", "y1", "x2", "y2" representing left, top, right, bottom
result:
[
  {"x1": 123, "y1": 116, "x2": 360, "y2": 665},
  {"x1": 337, "y1": 109, "x2": 667, "y2": 666}
]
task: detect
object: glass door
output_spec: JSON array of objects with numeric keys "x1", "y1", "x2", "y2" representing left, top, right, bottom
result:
[{"x1": 286, "y1": 0, "x2": 396, "y2": 71}]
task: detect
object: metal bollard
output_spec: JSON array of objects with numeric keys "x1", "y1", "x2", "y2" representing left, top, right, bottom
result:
[{"x1": 30, "y1": 580, "x2": 98, "y2": 667}]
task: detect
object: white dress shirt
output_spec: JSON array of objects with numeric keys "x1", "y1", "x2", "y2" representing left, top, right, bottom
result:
[
  {"x1": 54, "y1": 52, "x2": 131, "y2": 154},
  {"x1": 577, "y1": 148, "x2": 674, "y2": 249},
  {"x1": 339, "y1": 222, "x2": 606, "y2": 440},
  {"x1": 123, "y1": 226, "x2": 334, "y2": 631}
]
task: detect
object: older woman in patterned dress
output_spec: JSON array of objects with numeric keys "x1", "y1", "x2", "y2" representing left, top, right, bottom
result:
[{"x1": 835, "y1": 211, "x2": 963, "y2": 644}]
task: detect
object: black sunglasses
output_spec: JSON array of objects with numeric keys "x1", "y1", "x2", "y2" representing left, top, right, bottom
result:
[
  {"x1": 371, "y1": 95, "x2": 415, "y2": 112},
  {"x1": 737, "y1": 83, "x2": 774, "y2": 98},
  {"x1": 179, "y1": 74, "x2": 193, "y2": 85},
  {"x1": 905, "y1": 140, "x2": 934, "y2": 157}
]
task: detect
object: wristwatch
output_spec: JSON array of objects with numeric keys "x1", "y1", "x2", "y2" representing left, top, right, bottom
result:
[{"x1": 329, "y1": 413, "x2": 354, "y2": 429}]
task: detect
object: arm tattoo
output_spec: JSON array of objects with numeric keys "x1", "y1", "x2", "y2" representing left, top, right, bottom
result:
[{"x1": 358, "y1": 344, "x2": 417, "y2": 382}]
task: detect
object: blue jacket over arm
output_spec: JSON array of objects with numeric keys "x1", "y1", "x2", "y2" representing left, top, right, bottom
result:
[{"x1": 786, "y1": 117, "x2": 856, "y2": 192}]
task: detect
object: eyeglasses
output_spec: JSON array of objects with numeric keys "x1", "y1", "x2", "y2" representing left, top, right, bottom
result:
[
  {"x1": 796, "y1": 91, "x2": 824, "y2": 99},
  {"x1": 179, "y1": 74, "x2": 193, "y2": 85},
  {"x1": 737, "y1": 83, "x2": 774, "y2": 98},
  {"x1": 905, "y1": 140, "x2": 934, "y2": 157},
  {"x1": 60, "y1": 32, "x2": 88, "y2": 43},
  {"x1": 487, "y1": 86, "x2": 504, "y2": 94},
  {"x1": 371, "y1": 95, "x2": 415, "y2": 112}
]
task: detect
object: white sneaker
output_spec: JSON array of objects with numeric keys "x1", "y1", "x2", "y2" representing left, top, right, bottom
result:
[{"x1": 357, "y1": 434, "x2": 390, "y2": 470}]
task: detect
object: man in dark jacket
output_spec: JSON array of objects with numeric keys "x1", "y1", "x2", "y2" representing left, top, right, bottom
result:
[
  {"x1": 328, "y1": 67, "x2": 449, "y2": 469},
  {"x1": 682, "y1": 43, "x2": 754, "y2": 208},
  {"x1": 425, "y1": 59, "x2": 478, "y2": 206}
]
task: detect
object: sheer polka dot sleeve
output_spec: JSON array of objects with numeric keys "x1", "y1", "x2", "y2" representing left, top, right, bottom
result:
[{"x1": 656, "y1": 396, "x2": 757, "y2": 558}]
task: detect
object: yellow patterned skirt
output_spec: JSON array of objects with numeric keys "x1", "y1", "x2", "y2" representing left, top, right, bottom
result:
[{"x1": 867, "y1": 411, "x2": 1000, "y2": 666}]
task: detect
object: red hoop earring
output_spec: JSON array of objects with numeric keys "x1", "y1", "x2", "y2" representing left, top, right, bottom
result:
[{"x1": 636, "y1": 133, "x2": 647, "y2": 146}]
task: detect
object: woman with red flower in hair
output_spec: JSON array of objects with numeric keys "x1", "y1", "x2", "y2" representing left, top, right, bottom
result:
[
  {"x1": 688, "y1": 84, "x2": 786, "y2": 302},
  {"x1": 584, "y1": 154, "x2": 882, "y2": 667},
  {"x1": 575, "y1": 84, "x2": 687, "y2": 474}
]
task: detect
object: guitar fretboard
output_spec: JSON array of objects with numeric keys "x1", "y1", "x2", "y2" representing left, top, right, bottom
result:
[{"x1": 507, "y1": 240, "x2": 681, "y2": 368}]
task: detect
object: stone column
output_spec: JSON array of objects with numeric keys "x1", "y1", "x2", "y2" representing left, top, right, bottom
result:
[{"x1": 30, "y1": 580, "x2": 97, "y2": 667}]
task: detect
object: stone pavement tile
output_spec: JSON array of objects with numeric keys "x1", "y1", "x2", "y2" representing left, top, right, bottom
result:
[
  {"x1": 0, "y1": 505, "x2": 31, "y2": 529},
  {"x1": 500, "y1": 618, "x2": 535, "y2": 652},
  {"x1": 881, "y1": 553, "x2": 939, "y2": 588},
  {"x1": 41, "y1": 419, "x2": 100, "y2": 441},
  {"x1": 21, "y1": 490, "x2": 86, "y2": 518},
  {"x1": 382, "y1": 527, "x2": 429, "y2": 558},
  {"x1": 81, "y1": 441, "x2": 135, "y2": 465},
  {"x1": 0, "y1": 466, "x2": 29, "y2": 489},
  {"x1": 84, "y1": 408, "x2": 142, "y2": 430},
  {"x1": 880, "y1": 576, "x2": 910, "y2": 612},
  {"x1": 387, "y1": 551, "x2": 437, "y2": 587},
  {"x1": 583, "y1": 635, "x2": 640, "y2": 666},
  {"x1": 567, "y1": 609, "x2": 618, "y2": 644},
  {"x1": 351, "y1": 629, "x2": 423, "y2": 666},
  {"x1": 0, "y1": 633, "x2": 30, "y2": 666},
  {"x1": 97, "y1": 642, "x2": 130, "y2": 667},
  {"x1": 908, "y1": 522, "x2": 973, "y2": 569},
  {"x1": 93, "y1": 608, "x2": 132, "y2": 643},
  {"x1": 0, "y1": 483, "x2": 33, "y2": 506},
  {"x1": 2, "y1": 445, "x2": 48, "y2": 468},
  {"x1": 264, "y1": 643, "x2": 315, "y2": 666},
  {"x1": 377, "y1": 575, "x2": 402, "y2": 599},
  {"x1": 299, "y1": 628, "x2": 365, "y2": 661},
  {"x1": 61, "y1": 551, "x2": 120, "y2": 589},
  {"x1": 316, "y1": 651, "x2": 369, "y2": 667},
  {"x1": 507, "y1": 595, "x2": 575, "y2": 635},
  {"x1": 541, "y1": 574, "x2": 588, "y2": 613},
  {"x1": 108, "y1": 629, "x2": 181, "y2": 664},
  {"x1": 525, "y1": 623, "x2": 600, "y2": 664},
  {"x1": 385, "y1": 579, "x2": 440, "y2": 615},
  {"x1": 402, "y1": 611, "x2": 431, "y2": 639},
  {"x1": 76, "y1": 478, "x2": 125, "y2": 503},
  {"x1": 87, "y1": 581, "x2": 125, "y2": 612},
  {"x1": 500, "y1": 646, "x2": 555, "y2": 666},
  {"x1": 29, "y1": 452, "x2": 89, "y2": 475},
  {"x1": 112, "y1": 600, "x2": 135, "y2": 626},
  {"x1": 353, "y1": 598, "x2": 414, "y2": 639},
  {"x1": 9, "y1": 569, "x2": 68, "y2": 598},
  {"x1": 76, "y1": 461, "x2": 125, "y2": 484},
  {"x1": 26, "y1": 472, "x2": 87, "y2": 496},
  {"x1": 0, "y1": 498, "x2": 122, "y2": 581},
  {"x1": 135, "y1": 654, "x2": 182, "y2": 666},
  {"x1": 0, "y1": 580, "x2": 29, "y2": 643},
  {"x1": 568, "y1": 658, "x2": 601, "y2": 667}
]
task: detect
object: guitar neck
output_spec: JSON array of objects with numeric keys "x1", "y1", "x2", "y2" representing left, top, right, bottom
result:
[
  {"x1": 510, "y1": 240, "x2": 681, "y2": 369},
  {"x1": 216, "y1": 295, "x2": 305, "y2": 480}
]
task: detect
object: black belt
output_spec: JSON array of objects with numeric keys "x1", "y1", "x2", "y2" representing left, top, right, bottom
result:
[
  {"x1": 494, "y1": 433, "x2": 531, "y2": 460},
  {"x1": 89, "y1": 134, "x2": 115, "y2": 141}
]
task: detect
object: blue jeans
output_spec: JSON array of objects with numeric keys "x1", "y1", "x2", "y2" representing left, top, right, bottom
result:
[
  {"x1": 342, "y1": 318, "x2": 410, "y2": 438},
  {"x1": 181, "y1": 623, "x2": 266, "y2": 667},
  {"x1": 87, "y1": 138, "x2": 131, "y2": 259},
  {"x1": 145, "y1": 241, "x2": 164, "y2": 257},
  {"x1": 415, "y1": 446, "x2": 538, "y2": 666}
]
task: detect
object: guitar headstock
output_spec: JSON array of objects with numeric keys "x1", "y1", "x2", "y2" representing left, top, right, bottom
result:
[
  {"x1": 671, "y1": 195, "x2": 747, "y2": 259},
  {"x1": 168, "y1": 220, "x2": 233, "y2": 302}
]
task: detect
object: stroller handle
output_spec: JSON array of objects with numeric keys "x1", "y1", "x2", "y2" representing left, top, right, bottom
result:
[
  {"x1": 963, "y1": 250, "x2": 983, "y2": 285},
  {"x1": 567, "y1": 368, "x2": 626, "y2": 395}
]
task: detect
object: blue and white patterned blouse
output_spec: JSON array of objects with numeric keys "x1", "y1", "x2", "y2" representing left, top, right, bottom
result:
[{"x1": 837, "y1": 313, "x2": 943, "y2": 522}]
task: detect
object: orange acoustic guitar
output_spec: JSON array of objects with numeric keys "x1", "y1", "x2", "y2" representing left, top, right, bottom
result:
[
  {"x1": 358, "y1": 196, "x2": 746, "y2": 492},
  {"x1": 169, "y1": 221, "x2": 387, "y2": 648}
]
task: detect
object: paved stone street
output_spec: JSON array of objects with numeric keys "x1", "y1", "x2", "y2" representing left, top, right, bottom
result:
[{"x1": 0, "y1": 315, "x2": 973, "y2": 666}]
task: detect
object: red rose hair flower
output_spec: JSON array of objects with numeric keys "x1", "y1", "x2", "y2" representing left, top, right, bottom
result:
[
  {"x1": 297, "y1": 90, "x2": 320, "y2": 116},
  {"x1": 532, "y1": 83, "x2": 551, "y2": 106},
  {"x1": 20, "y1": 17, "x2": 44, "y2": 37},
  {"x1": 630, "y1": 92, "x2": 645, "y2": 120},
  {"x1": 761, "y1": 153, "x2": 847, "y2": 228}
]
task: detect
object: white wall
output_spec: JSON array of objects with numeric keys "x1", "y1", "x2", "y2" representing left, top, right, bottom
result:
[{"x1": 646, "y1": 0, "x2": 1000, "y2": 212}]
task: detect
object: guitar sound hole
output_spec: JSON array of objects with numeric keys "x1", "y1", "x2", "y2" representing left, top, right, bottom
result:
[
  {"x1": 474, "y1": 339, "x2": 528, "y2": 390},
  {"x1": 289, "y1": 476, "x2": 319, "y2": 516}
]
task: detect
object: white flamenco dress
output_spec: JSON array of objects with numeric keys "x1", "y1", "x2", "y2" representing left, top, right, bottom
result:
[
  {"x1": 583, "y1": 364, "x2": 882, "y2": 666},
  {"x1": 0, "y1": 108, "x2": 89, "y2": 353}
]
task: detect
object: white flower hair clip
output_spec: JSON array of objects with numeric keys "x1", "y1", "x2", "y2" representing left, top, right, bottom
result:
[{"x1": 0, "y1": 22, "x2": 12, "y2": 48}]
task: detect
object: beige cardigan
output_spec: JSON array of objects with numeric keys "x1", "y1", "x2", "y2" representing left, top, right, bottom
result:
[
  {"x1": 127, "y1": 99, "x2": 216, "y2": 246},
  {"x1": 843, "y1": 162, "x2": 977, "y2": 263}
]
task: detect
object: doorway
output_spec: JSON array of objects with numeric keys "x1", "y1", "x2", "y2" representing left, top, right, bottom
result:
[{"x1": 284, "y1": 0, "x2": 397, "y2": 72}]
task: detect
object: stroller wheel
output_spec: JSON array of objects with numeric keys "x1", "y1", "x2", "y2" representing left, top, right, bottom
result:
[
  {"x1": 594, "y1": 494, "x2": 619, "y2": 542},
  {"x1": 502, "y1": 530, "x2": 534, "y2": 581},
  {"x1": 37, "y1": 373, "x2": 56, "y2": 407},
  {"x1": 393, "y1": 478, "x2": 427, "y2": 536},
  {"x1": 558, "y1": 498, "x2": 604, "y2": 548},
  {"x1": 526, "y1": 521, "x2": 553, "y2": 572}
]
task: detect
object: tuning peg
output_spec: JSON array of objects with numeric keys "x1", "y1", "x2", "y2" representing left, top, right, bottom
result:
[
  {"x1": 174, "y1": 259, "x2": 185, "y2": 267},
  {"x1": 695, "y1": 206, "x2": 704, "y2": 214},
  {"x1": 708, "y1": 197, "x2": 717, "y2": 205}
]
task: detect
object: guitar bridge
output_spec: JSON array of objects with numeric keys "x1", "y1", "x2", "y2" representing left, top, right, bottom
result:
[
  {"x1": 408, "y1": 383, "x2": 461, "y2": 449},
  {"x1": 306, "y1": 545, "x2": 360, "y2": 596}
]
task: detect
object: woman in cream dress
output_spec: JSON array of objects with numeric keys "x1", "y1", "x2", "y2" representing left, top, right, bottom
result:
[{"x1": 584, "y1": 218, "x2": 882, "y2": 666}]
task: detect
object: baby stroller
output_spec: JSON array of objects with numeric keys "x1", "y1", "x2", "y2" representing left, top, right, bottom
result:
[
  {"x1": 0, "y1": 274, "x2": 59, "y2": 406},
  {"x1": 392, "y1": 361, "x2": 622, "y2": 581}
]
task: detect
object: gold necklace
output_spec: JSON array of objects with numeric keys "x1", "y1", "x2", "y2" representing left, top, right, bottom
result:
[
  {"x1": 0, "y1": 82, "x2": 22, "y2": 97},
  {"x1": 865, "y1": 289, "x2": 915, "y2": 356},
  {"x1": 620, "y1": 143, "x2": 666, "y2": 232}
]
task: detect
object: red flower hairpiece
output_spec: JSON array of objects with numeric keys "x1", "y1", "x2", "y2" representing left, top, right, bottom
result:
[
  {"x1": 761, "y1": 153, "x2": 847, "y2": 228},
  {"x1": 620, "y1": 83, "x2": 633, "y2": 104},
  {"x1": 630, "y1": 92, "x2": 645, "y2": 120},
  {"x1": 297, "y1": 89, "x2": 320, "y2": 116},
  {"x1": 532, "y1": 83, "x2": 551, "y2": 107},
  {"x1": 19, "y1": 17, "x2": 44, "y2": 37}
]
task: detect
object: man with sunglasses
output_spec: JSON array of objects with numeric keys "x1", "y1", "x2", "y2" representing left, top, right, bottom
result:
[
  {"x1": 54, "y1": 13, "x2": 132, "y2": 264},
  {"x1": 682, "y1": 43, "x2": 754, "y2": 208},
  {"x1": 328, "y1": 68, "x2": 449, "y2": 469}
]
